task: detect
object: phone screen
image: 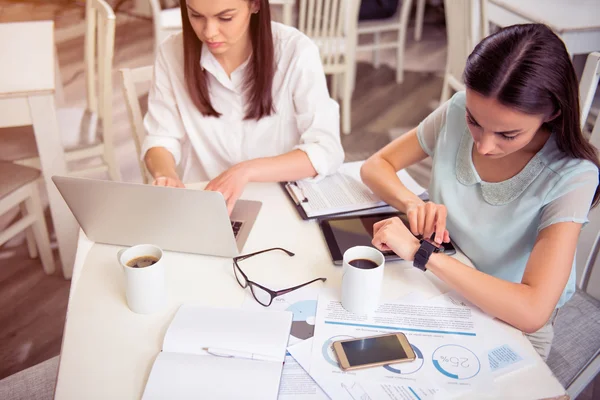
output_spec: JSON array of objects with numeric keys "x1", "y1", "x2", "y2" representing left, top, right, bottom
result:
[{"x1": 341, "y1": 335, "x2": 408, "y2": 366}]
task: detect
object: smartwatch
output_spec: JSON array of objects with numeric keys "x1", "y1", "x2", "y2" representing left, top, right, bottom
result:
[{"x1": 413, "y1": 238, "x2": 443, "y2": 271}]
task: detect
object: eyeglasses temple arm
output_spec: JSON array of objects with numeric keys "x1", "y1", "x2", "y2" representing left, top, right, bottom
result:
[{"x1": 274, "y1": 277, "x2": 326, "y2": 296}]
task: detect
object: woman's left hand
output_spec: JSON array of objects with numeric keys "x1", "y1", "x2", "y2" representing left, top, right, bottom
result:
[
  {"x1": 372, "y1": 217, "x2": 421, "y2": 261},
  {"x1": 205, "y1": 163, "x2": 253, "y2": 215}
]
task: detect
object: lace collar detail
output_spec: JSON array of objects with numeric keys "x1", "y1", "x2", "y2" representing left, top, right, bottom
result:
[{"x1": 455, "y1": 129, "x2": 550, "y2": 205}]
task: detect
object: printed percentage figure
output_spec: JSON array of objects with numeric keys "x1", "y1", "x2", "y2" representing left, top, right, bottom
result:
[{"x1": 432, "y1": 345, "x2": 480, "y2": 380}]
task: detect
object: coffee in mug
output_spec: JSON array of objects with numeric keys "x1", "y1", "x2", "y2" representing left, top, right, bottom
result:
[
  {"x1": 348, "y1": 258, "x2": 379, "y2": 269},
  {"x1": 341, "y1": 246, "x2": 385, "y2": 315},
  {"x1": 126, "y1": 256, "x2": 159, "y2": 268}
]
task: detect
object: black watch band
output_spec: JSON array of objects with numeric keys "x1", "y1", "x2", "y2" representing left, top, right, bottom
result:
[{"x1": 413, "y1": 239, "x2": 441, "y2": 271}]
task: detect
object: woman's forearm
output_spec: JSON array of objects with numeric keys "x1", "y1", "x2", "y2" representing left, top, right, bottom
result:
[
  {"x1": 426, "y1": 253, "x2": 551, "y2": 333},
  {"x1": 144, "y1": 147, "x2": 180, "y2": 179},
  {"x1": 361, "y1": 157, "x2": 423, "y2": 213},
  {"x1": 244, "y1": 149, "x2": 318, "y2": 182}
]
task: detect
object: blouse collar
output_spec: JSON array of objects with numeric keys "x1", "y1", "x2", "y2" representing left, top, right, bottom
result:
[{"x1": 455, "y1": 129, "x2": 554, "y2": 205}]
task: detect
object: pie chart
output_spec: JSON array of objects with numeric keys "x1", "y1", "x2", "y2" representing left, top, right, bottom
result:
[
  {"x1": 286, "y1": 300, "x2": 318, "y2": 340},
  {"x1": 383, "y1": 344, "x2": 424, "y2": 374},
  {"x1": 432, "y1": 344, "x2": 480, "y2": 380}
]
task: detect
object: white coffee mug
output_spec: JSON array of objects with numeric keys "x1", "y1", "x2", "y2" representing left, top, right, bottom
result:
[
  {"x1": 117, "y1": 244, "x2": 167, "y2": 314},
  {"x1": 341, "y1": 246, "x2": 385, "y2": 315}
]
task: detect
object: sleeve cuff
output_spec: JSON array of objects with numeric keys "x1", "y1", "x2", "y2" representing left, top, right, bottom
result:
[
  {"x1": 417, "y1": 122, "x2": 434, "y2": 157},
  {"x1": 294, "y1": 142, "x2": 344, "y2": 182},
  {"x1": 140, "y1": 136, "x2": 182, "y2": 166}
]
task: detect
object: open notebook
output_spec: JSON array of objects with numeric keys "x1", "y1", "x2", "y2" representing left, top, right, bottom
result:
[
  {"x1": 142, "y1": 305, "x2": 293, "y2": 400},
  {"x1": 282, "y1": 161, "x2": 427, "y2": 219}
]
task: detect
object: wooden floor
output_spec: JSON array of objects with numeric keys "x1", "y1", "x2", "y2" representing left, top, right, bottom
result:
[{"x1": 0, "y1": 1, "x2": 598, "y2": 398}]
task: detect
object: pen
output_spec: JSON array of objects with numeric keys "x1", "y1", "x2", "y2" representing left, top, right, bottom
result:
[{"x1": 202, "y1": 347, "x2": 280, "y2": 362}]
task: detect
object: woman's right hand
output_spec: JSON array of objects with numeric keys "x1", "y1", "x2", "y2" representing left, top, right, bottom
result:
[
  {"x1": 152, "y1": 176, "x2": 185, "y2": 188},
  {"x1": 405, "y1": 201, "x2": 450, "y2": 244}
]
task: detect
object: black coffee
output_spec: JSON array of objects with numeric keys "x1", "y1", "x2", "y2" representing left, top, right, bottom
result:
[
  {"x1": 349, "y1": 258, "x2": 379, "y2": 269},
  {"x1": 126, "y1": 255, "x2": 159, "y2": 268}
]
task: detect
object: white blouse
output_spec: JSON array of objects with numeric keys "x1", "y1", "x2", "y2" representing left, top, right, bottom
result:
[{"x1": 141, "y1": 22, "x2": 344, "y2": 183}]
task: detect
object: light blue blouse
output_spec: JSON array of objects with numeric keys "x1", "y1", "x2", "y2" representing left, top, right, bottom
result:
[{"x1": 417, "y1": 91, "x2": 599, "y2": 307}]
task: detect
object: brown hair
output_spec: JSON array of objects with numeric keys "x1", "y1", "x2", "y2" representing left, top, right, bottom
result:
[
  {"x1": 464, "y1": 24, "x2": 600, "y2": 207},
  {"x1": 179, "y1": 0, "x2": 275, "y2": 120}
]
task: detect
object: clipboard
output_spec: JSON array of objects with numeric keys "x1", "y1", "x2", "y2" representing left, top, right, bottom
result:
[
  {"x1": 280, "y1": 182, "x2": 389, "y2": 221},
  {"x1": 281, "y1": 181, "x2": 311, "y2": 220}
]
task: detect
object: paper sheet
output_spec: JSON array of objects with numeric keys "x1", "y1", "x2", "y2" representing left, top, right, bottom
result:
[
  {"x1": 279, "y1": 353, "x2": 329, "y2": 399},
  {"x1": 243, "y1": 286, "x2": 322, "y2": 346},
  {"x1": 288, "y1": 339, "x2": 441, "y2": 400},
  {"x1": 307, "y1": 289, "x2": 493, "y2": 398},
  {"x1": 292, "y1": 161, "x2": 426, "y2": 217}
]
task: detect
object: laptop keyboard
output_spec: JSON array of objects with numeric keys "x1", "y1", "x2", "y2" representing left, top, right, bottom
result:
[{"x1": 230, "y1": 220, "x2": 243, "y2": 238}]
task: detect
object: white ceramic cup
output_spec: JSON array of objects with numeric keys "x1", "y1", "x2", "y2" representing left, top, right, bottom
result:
[
  {"x1": 341, "y1": 246, "x2": 385, "y2": 315},
  {"x1": 117, "y1": 244, "x2": 167, "y2": 314}
]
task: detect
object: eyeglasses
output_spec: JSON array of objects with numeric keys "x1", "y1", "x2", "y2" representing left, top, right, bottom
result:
[{"x1": 233, "y1": 247, "x2": 326, "y2": 307}]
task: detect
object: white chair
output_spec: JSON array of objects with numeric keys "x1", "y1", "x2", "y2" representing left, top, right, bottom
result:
[
  {"x1": 546, "y1": 52, "x2": 600, "y2": 398},
  {"x1": 0, "y1": 161, "x2": 55, "y2": 275},
  {"x1": 148, "y1": 0, "x2": 182, "y2": 56},
  {"x1": 579, "y1": 52, "x2": 600, "y2": 147},
  {"x1": 120, "y1": 66, "x2": 155, "y2": 184},
  {"x1": 298, "y1": 0, "x2": 361, "y2": 135},
  {"x1": 356, "y1": 0, "x2": 414, "y2": 83},
  {"x1": 0, "y1": 0, "x2": 120, "y2": 181},
  {"x1": 439, "y1": 0, "x2": 488, "y2": 103},
  {"x1": 413, "y1": 0, "x2": 426, "y2": 41}
]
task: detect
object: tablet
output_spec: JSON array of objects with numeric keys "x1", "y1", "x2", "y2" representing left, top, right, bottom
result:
[{"x1": 319, "y1": 212, "x2": 456, "y2": 265}]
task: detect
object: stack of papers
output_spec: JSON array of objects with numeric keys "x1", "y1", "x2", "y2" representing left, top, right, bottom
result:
[
  {"x1": 267, "y1": 287, "x2": 537, "y2": 399},
  {"x1": 284, "y1": 161, "x2": 427, "y2": 219}
]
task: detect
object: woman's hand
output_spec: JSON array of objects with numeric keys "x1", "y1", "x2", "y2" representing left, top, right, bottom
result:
[
  {"x1": 372, "y1": 217, "x2": 421, "y2": 261},
  {"x1": 205, "y1": 163, "x2": 252, "y2": 215},
  {"x1": 152, "y1": 176, "x2": 185, "y2": 188},
  {"x1": 405, "y1": 201, "x2": 450, "y2": 244}
]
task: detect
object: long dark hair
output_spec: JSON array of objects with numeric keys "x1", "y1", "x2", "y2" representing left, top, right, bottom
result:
[
  {"x1": 463, "y1": 24, "x2": 600, "y2": 207},
  {"x1": 180, "y1": 0, "x2": 275, "y2": 120}
]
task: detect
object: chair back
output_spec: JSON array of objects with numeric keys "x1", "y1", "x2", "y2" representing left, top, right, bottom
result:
[
  {"x1": 441, "y1": 0, "x2": 488, "y2": 100},
  {"x1": 577, "y1": 52, "x2": 600, "y2": 300},
  {"x1": 297, "y1": 0, "x2": 361, "y2": 74},
  {"x1": 120, "y1": 65, "x2": 154, "y2": 184},
  {"x1": 85, "y1": 0, "x2": 116, "y2": 122}
]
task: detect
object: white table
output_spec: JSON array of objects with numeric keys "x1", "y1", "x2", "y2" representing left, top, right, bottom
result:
[
  {"x1": 55, "y1": 182, "x2": 566, "y2": 399},
  {"x1": 0, "y1": 21, "x2": 78, "y2": 278},
  {"x1": 488, "y1": 0, "x2": 600, "y2": 55}
]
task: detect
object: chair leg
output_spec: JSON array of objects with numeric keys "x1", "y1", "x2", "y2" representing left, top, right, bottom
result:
[
  {"x1": 19, "y1": 202, "x2": 38, "y2": 259},
  {"x1": 396, "y1": 28, "x2": 407, "y2": 83},
  {"x1": 373, "y1": 32, "x2": 381, "y2": 68},
  {"x1": 24, "y1": 183, "x2": 55, "y2": 275},
  {"x1": 331, "y1": 73, "x2": 340, "y2": 101},
  {"x1": 104, "y1": 146, "x2": 122, "y2": 181},
  {"x1": 342, "y1": 72, "x2": 352, "y2": 135},
  {"x1": 440, "y1": 72, "x2": 451, "y2": 103},
  {"x1": 414, "y1": 0, "x2": 426, "y2": 41}
]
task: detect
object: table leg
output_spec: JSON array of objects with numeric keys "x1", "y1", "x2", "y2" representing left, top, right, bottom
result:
[{"x1": 28, "y1": 94, "x2": 79, "y2": 279}]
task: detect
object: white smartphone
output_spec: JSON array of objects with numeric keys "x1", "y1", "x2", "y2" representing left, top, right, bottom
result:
[{"x1": 332, "y1": 332, "x2": 416, "y2": 371}]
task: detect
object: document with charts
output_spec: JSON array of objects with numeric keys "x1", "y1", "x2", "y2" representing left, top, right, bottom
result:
[
  {"x1": 283, "y1": 161, "x2": 427, "y2": 219},
  {"x1": 302, "y1": 289, "x2": 495, "y2": 399},
  {"x1": 142, "y1": 305, "x2": 292, "y2": 400}
]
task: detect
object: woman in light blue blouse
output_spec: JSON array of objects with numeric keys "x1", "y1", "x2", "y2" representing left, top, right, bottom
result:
[{"x1": 361, "y1": 24, "x2": 600, "y2": 360}]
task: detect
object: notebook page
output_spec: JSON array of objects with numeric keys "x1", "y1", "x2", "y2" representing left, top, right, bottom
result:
[
  {"x1": 162, "y1": 305, "x2": 292, "y2": 362},
  {"x1": 142, "y1": 352, "x2": 282, "y2": 400}
]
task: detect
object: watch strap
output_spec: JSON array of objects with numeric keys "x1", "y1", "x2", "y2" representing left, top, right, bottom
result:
[{"x1": 413, "y1": 240, "x2": 440, "y2": 271}]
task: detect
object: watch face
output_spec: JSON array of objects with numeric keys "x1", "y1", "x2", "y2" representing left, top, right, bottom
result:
[{"x1": 422, "y1": 238, "x2": 444, "y2": 251}]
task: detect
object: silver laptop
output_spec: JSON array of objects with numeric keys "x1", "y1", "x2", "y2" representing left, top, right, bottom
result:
[{"x1": 52, "y1": 176, "x2": 262, "y2": 258}]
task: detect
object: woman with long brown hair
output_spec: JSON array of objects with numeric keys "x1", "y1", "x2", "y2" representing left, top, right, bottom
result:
[
  {"x1": 142, "y1": 0, "x2": 344, "y2": 213},
  {"x1": 361, "y1": 24, "x2": 599, "y2": 360}
]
